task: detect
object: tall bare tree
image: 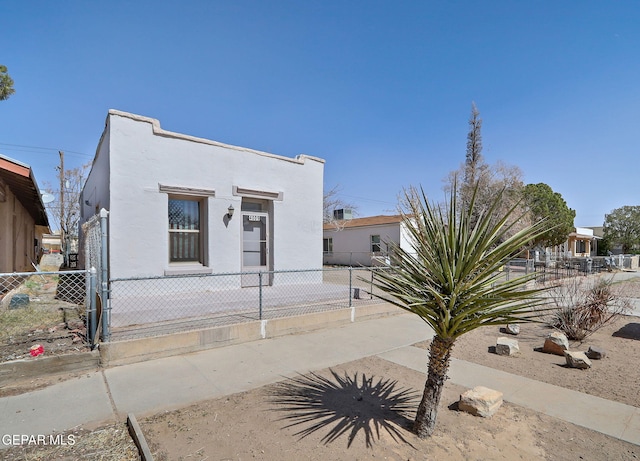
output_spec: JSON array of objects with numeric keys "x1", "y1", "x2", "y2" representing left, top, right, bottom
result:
[
  {"x1": 445, "y1": 104, "x2": 527, "y2": 241},
  {"x1": 43, "y1": 163, "x2": 90, "y2": 249},
  {"x1": 323, "y1": 184, "x2": 358, "y2": 230},
  {"x1": 462, "y1": 101, "x2": 486, "y2": 207}
]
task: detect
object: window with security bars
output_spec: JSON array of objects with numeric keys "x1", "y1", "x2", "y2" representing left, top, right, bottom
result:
[
  {"x1": 168, "y1": 198, "x2": 202, "y2": 263},
  {"x1": 371, "y1": 234, "x2": 381, "y2": 253}
]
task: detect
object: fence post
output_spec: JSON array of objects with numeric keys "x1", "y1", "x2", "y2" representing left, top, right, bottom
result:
[
  {"x1": 89, "y1": 267, "x2": 97, "y2": 348},
  {"x1": 370, "y1": 269, "x2": 374, "y2": 300},
  {"x1": 348, "y1": 267, "x2": 352, "y2": 308},
  {"x1": 100, "y1": 208, "x2": 110, "y2": 342},
  {"x1": 85, "y1": 268, "x2": 92, "y2": 343},
  {"x1": 258, "y1": 271, "x2": 263, "y2": 320}
]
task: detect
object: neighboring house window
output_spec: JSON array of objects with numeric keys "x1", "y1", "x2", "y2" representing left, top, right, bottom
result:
[
  {"x1": 169, "y1": 198, "x2": 202, "y2": 263},
  {"x1": 323, "y1": 237, "x2": 333, "y2": 254},
  {"x1": 576, "y1": 240, "x2": 586, "y2": 254},
  {"x1": 371, "y1": 235, "x2": 381, "y2": 253}
]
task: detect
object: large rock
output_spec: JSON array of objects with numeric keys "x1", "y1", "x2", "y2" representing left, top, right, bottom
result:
[
  {"x1": 459, "y1": 386, "x2": 503, "y2": 417},
  {"x1": 505, "y1": 324, "x2": 520, "y2": 335},
  {"x1": 565, "y1": 351, "x2": 592, "y2": 369},
  {"x1": 495, "y1": 337, "x2": 519, "y2": 356},
  {"x1": 586, "y1": 346, "x2": 606, "y2": 360},
  {"x1": 543, "y1": 331, "x2": 569, "y2": 356}
]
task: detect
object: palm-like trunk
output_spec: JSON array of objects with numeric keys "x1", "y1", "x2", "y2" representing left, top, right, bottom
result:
[{"x1": 413, "y1": 335, "x2": 455, "y2": 438}]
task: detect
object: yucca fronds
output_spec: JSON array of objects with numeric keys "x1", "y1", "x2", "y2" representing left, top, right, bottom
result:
[
  {"x1": 369, "y1": 183, "x2": 552, "y2": 437},
  {"x1": 372, "y1": 185, "x2": 550, "y2": 340}
]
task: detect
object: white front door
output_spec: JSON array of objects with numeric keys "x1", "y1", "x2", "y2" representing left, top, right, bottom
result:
[{"x1": 241, "y1": 212, "x2": 269, "y2": 287}]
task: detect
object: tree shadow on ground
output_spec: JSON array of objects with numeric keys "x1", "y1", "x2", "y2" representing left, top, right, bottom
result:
[
  {"x1": 612, "y1": 323, "x2": 640, "y2": 340},
  {"x1": 268, "y1": 369, "x2": 418, "y2": 448}
]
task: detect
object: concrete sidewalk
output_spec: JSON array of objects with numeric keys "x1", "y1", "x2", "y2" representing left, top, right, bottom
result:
[{"x1": 1, "y1": 313, "x2": 639, "y2": 449}]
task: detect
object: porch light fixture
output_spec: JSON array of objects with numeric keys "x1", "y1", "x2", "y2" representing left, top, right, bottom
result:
[{"x1": 227, "y1": 204, "x2": 235, "y2": 218}]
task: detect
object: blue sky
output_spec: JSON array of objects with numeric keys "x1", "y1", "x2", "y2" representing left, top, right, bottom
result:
[{"x1": 1, "y1": 1, "x2": 638, "y2": 227}]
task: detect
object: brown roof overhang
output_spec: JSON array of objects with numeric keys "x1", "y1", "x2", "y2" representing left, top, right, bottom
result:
[
  {"x1": 0, "y1": 154, "x2": 50, "y2": 226},
  {"x1": 323, "y1": 214, "x2": 403, "y2": 230}
]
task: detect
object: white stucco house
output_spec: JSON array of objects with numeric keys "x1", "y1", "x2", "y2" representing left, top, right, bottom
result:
[
  {"x1": 80, "y1": 110, "x2": 324, "y2": 288},
  {"x1": 323, "y1": 215, "x2": 413, "y2": 266}
]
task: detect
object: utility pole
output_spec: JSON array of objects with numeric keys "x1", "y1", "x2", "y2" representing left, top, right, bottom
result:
[{"x1": 58, "y1": 151, "x2": 65, "y2": 265}]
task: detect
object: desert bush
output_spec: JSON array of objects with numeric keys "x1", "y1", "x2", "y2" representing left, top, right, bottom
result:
[{"x1": 548, "y1": 276, "x2": 631, "y2": 340}]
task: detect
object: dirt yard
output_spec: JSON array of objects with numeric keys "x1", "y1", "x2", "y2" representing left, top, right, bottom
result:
[
  {"x1": 0, "y1": 273, "x2": 90, "y2": 365},
  {"x1": 3, "y1": 275, "x2": 640, "y2": 460},
  {"x1": 137, "y1": 276, "x2": 640, "y2": 460},
  {"x1": 441, "y1": 314, "x2": 640, "y2": 408},
  {"x1": 0, "y1": 316, "x2": 89, "y2": 364},
  {"x1": 139, "y1": 354, "x2": 639, "y2": 461}
]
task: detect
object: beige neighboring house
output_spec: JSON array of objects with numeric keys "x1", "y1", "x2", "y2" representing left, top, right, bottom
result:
[
  {"x1": 566, "y1": 227, "x2": 600, "y2": 258},
  {"x1": 0, "y1": 154, "x2": 50, "y2": 273},
  {"x1": 323, "y1": 214, "x2": 412, "y2": 266}
]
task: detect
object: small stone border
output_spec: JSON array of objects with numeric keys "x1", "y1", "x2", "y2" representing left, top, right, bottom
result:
[{"x1": 127, "y1": 413, "x2": 154, "y2": 461}]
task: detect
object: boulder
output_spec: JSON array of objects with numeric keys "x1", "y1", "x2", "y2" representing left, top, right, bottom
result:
[
  {"x1": 543, "y1": 331, "x2": 569, "y2": 356},
  {"x1": 505, "y1": 324, "x2": 520, "y2": 335},
  {"x1": 495, "y1": 337, "x2": 519, "y2": 356},
  {"x1": 564, "y1": 350, "x2": 592, "y2": 369},
  {"x1": 586, "y1": 346, "x2": 606, "y2": 360},
  {"x1": 459, "y1": 386, "x2": 503, "y2": 417}
]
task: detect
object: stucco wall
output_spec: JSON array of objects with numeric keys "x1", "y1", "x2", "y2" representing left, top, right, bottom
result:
[
  {"x1": 86, "y1": 111, "x2": 324, "y2": 282},
  {"x1": 399, "y1": 222, "x2": 415, "y2": 257},
  {"x1": 80, "y1": 124, "x2": 111, "y2": 221}
]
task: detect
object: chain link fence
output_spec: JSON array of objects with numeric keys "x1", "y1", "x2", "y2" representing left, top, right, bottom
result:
[
  {"x1": 323, "y1": 251, "x2": 393, "y2": 267},
  {"x1": 107, "y1": 267, "x2": 389, "y2": 341},
  {"x1": 82, "y1": 213, "x2": 103, "y2": 289},
  {"x1": 4, "y1": 250, "x2": 629, "y2": 355},
  {"x1": 81, "y1": 210, "x2": 109, "y2": 342},
  {"x1": 0, "y1": 270, "x2": 93, "y2": 362},
  {"x1": 505, "y1": 256, "x2": 627, "y2": 284}
]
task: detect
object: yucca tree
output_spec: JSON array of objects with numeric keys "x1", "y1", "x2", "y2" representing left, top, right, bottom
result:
[{"x1": 370, "y1": 185, "x2": 551, "y2": 438}]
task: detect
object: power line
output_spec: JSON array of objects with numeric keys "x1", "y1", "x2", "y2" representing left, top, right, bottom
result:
[
  {"x1": 339, "y1": 194, "x2": 397, "y2": 205},
  {"x1": 0, "y1": 142, "x2": 92, "y2": 158}
]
